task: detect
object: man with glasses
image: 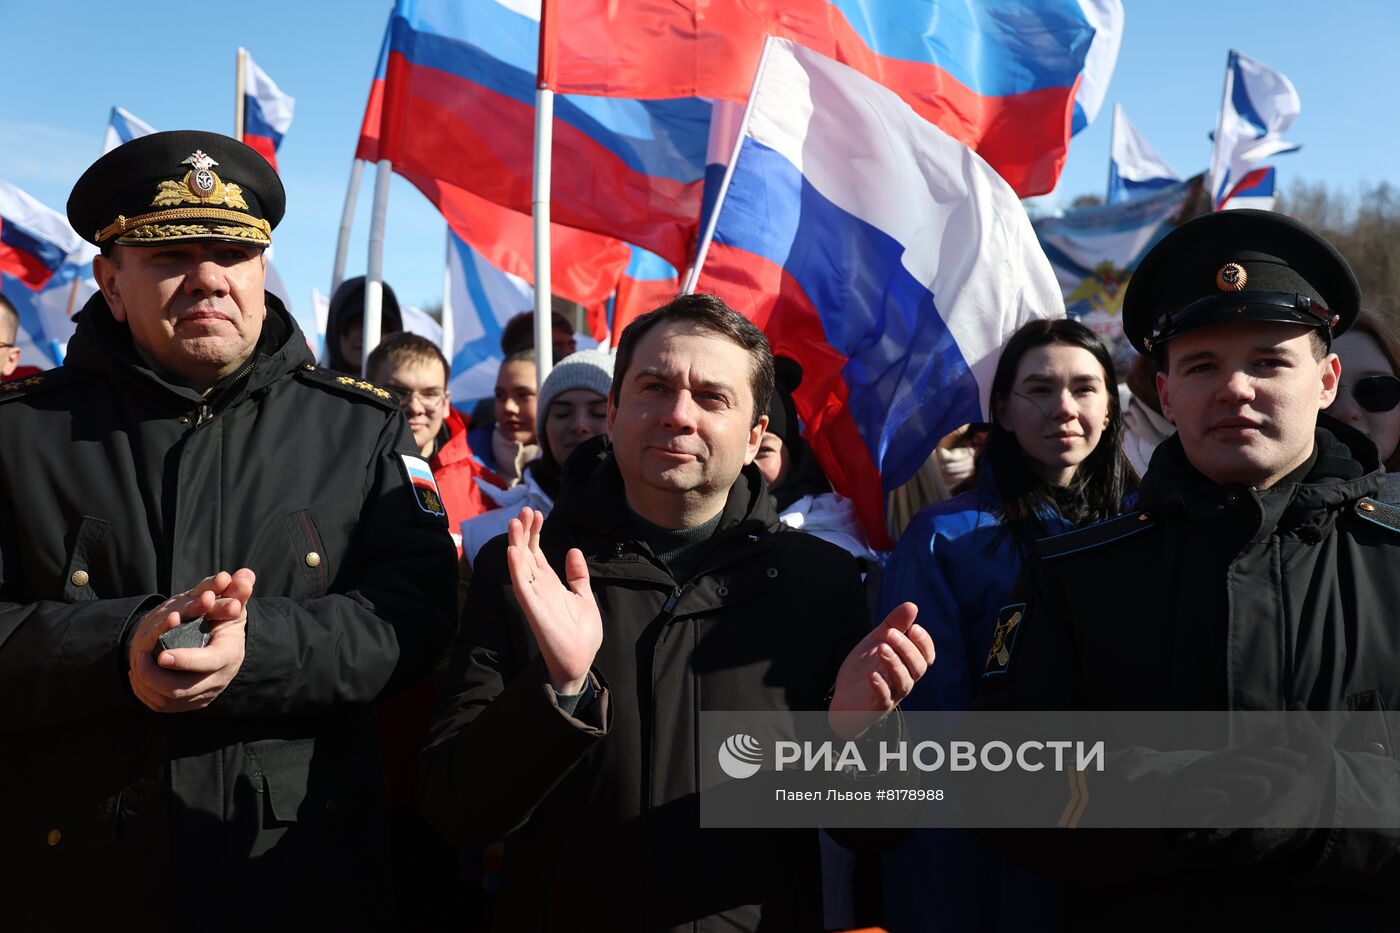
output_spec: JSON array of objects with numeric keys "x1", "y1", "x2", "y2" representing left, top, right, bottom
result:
[
  {"x1": 368, "y1": 331, "x2": 499, "y2": 553},
  {"x1": 974, "y1": 210, "x2": 1400, "y2": 924},
  {"x1": 0, "y1": 293, "x2": 31, "y2": 381}
]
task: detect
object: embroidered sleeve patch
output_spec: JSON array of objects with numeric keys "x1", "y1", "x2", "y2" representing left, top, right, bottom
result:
[
  {"x1": 398, "y1": 453, "x2": 446, "y2": 517},
  {"x1": 983, "y1": 602, "x2": 1026, "y2": 678}
]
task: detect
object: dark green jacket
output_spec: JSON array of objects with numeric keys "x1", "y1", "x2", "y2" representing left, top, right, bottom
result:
[
  {"x1": 0, "y1": 293, "x2": 457, "y2": 930},
  {"x1": 421, "y1": 436, "x2": 869, "y2": 932}
]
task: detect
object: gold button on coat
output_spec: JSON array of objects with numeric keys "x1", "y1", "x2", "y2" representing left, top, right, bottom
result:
[
  {"x1": 46, "y1": 829, "x2": 61, "y2": 846},
  {"x1": 70, "y1": 570, "x2": 90, "y2": 587},
  {"x1": 305, "y1": 552, "x2": 322, "y2": 568}
]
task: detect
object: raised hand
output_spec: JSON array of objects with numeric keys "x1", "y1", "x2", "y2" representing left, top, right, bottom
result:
[
  {"x1": 128, "y1": 568, "x2": 255, "y2": 713},
  {"x1": 505, "y1": 507, "x2": 602, "y2": 695},
  {"x1": 829, "y1": 602, "x2": 933, "y2": 739}
]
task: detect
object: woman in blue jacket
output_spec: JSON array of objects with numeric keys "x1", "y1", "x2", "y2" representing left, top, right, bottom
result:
[{"x1": 880, "y1": 318, "x2": 1136, "y2": 932}]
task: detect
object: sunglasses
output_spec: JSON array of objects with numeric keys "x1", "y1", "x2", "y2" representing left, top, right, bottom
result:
[{"x1": 1342, "y1": 375, "x2": 1400, "y2": 413}]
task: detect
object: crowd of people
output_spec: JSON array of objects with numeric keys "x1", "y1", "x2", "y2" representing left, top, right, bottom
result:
[{"x1": 5, "y1": 130, "x2": 1400, "y2": 931}]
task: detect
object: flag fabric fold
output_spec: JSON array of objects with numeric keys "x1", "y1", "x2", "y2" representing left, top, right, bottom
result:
[
  {"x1": 1071, "y1": 0, "x2": 1125, "y2": 134},
  {"x1": 1208, "y1": 50, "x2": 1299, "y2": 209},
  {"x1": 241, "y1": 50, "x2": 295, "y2": 171},
  {"x1": 612, "y1": 246, "x2": 679, "y2": 345},
  {"x1": 694, "y1": 38, "x2": 1063, "y2": 547},
  {"x1": 541, "y1": 0, "x2": 1098, "y2": 196},
  {"x1": 103, "y1": 106, "x2": 157, "y2": 154},
  {"x1": 1219, "y1": 166, "x2": 1277, "y2": 212},
  {"x1": 1107, "y1": 103, "x2": 1182, "y2": 204}
]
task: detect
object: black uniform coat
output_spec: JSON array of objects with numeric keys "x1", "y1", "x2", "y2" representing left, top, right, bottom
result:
[
  {"x1": 420, "y1": 437, "x2": 870, "y2": 932},
  {"x1": 0, "y1": 293, "x2": 457, "y2": 929},
  {"x1": 974, "y1": 419, "x2": 1400, "y2": 928}
]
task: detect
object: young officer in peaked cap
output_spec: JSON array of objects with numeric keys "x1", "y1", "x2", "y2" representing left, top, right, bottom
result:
[
  {"x1": 974, "y1": 209, "x2": 1400, "y2": 928},
  {"x1": 0, "y1": 131, "x2": 456, "y2": 928}
]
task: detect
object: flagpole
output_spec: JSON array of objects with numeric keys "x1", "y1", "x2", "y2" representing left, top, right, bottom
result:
[
  {"x1": 1106, "y1": 103, "x2": 1120, "y2": 203},
  {"x1": 682, "y1": 37, "x2": 777, "y2": 295},
  {"x1": 532, "y1": 0, "x2": 557, "y2": 388},
  {"x1": 331, "y1": 159, "x2": 365, "y2": 296},
  {"x1": 235, "y1": 47, "x2": 247, "y2": 140},
  {"x1": 363, "y1": 158, "x2": 393, "y2": 377},
  {"x1": 1208, "y1": 50, "x2": 1235, "y2": 211},
  {"x1": 440, "y1": 228, "x2": 455, "y2": 363}
]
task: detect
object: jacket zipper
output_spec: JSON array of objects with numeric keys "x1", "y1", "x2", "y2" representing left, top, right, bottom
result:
[
  {"x1": 194, "y1": 358, "x2": 258, "y2": 428},
  {"x1": 648, "y1": 582, "x2": 688, "y2": 812}
]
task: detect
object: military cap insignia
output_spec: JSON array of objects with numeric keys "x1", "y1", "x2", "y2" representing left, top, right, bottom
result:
[
  {"x1": 397, "y1": 453, "x2": 447, "y2": 518},
  {"x1": 151, "y1": 150, "x2": 249, "y2": 210},
  {"x1": 1215, "y1": 262, "x2": 1248, "y2": 292},
  {"x1": 983, "y1": 603, "x2": 1026, "y2": 678}
]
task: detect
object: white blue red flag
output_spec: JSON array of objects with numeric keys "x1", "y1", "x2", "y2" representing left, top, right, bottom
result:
[
  {"x1": 1071, "y1": 0, "x2": 1125, "y2": 135},
  {"x1": 103, "y1": 106, "x2": 156, "y2": 154},
  {"x1": 0, "y1": 180, "x2": 95, "y2": 369},
  {"x1": 542, "y1": 0, "x2": 1099, "y2": 197},
  {"x1": 357, "y1": 0, "x2": 710, "y2": 268},
  {"x1": 694, "y1": 39, "x2": 1063, "y2": 547},
  {"x1": 1208, "y1": 50, "x2": 1299, "y2": 210},
  {"x1": 1106, "y1": 103, "x2": 1182, "y2": 204},
  {"x1": 0, "y1": 180, "x2": 80, "y2": 292},
  {"x1": 241, "y1": 49, "x2": 295, "y2": 171},
  {"x1": 1219, "y1": 166, "x2": 1277, "y2": 212}
]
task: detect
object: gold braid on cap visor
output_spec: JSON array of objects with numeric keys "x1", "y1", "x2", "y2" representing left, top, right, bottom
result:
[{"x1": 97, "y1": 208, "x2": 272, "y2": 245}]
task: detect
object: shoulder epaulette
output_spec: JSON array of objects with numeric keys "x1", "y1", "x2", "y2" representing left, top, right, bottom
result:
[
  {"x1": 1036, "y1": 510, "x2": 1157, "y2": 561},
  {"x1": 1352, "y1": 498, "x2": 1400, "y2": 536},
  {"x1": 0, "y1": 367, "x2": 86, "y2": 404},
  {"x1": 294, "y1": 363, "x2": 398, "y2": 410}
]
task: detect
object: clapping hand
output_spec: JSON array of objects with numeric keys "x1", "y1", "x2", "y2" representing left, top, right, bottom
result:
[
  {"x1": 128, "y1": 568, "x2": 255, "y2": 713},
  {"x1": 829, "y1": 603, "x2": 933, "y2": 739},
  {"x1": 505, "y1": 507, "x2": 602, "y2": 696}
]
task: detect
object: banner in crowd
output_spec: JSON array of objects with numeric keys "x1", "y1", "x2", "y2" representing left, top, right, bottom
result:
[
  {"x1": 1208, "y1": 49, "x2": 1299, "y2": 209},
  {"x1": 695, "y1": 39, "x2": 1064, "y2": 547},
  {"x1": 357, "y1": 0, "x2": 711, "y2": 268},
  {"x1": 240, "y1": 50, "x2": 295, "y2": 171},
  {"x1": 541, "y1": 0, "x2": 1112, "y2": 196},
  {"x1": 1034, "y1": 175, "x2": 1202, "y2": 366},
  {"x1": 1106, "y1": 103, "x2": 1181, "y2": 205}
]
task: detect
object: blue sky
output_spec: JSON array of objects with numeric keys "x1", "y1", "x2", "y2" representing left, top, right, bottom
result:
[{"x1": 3, "y1": 1, "x2": 1399, "y2": 338}]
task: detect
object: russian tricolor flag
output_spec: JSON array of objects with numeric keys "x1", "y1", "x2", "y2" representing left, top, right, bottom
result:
[
  {"x1": 1106, "y1": 103, "x2": 1182, "y2": 205},
  {"x1": 542, "y1": 0, "x2": 1103, "y2": 197},
  {"x1": 241, "y1": 49, "x2": 295, "y2": 171},
  {"x1": 0, "y1": 180, "x2": 79, "y2": 292},
  {"x1": 694, "y1": 39, "x2": 1063, "y2": 546},
  {"x1": 357, "y1": 0, "x2": 715, "y2": 268}
]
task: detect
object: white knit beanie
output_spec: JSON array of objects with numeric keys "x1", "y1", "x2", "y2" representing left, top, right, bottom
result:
[{"x1": 537, "y1": 348, "x2": 616, "y2": 421}]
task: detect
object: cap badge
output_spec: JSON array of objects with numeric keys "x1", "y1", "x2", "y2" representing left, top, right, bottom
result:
[
  {"x1": 151, "y1": 150, "x2": 249, "y2": 210},
  {"x1": 1216, "y1": 262, "x2": 1248, "y2": 292}
]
